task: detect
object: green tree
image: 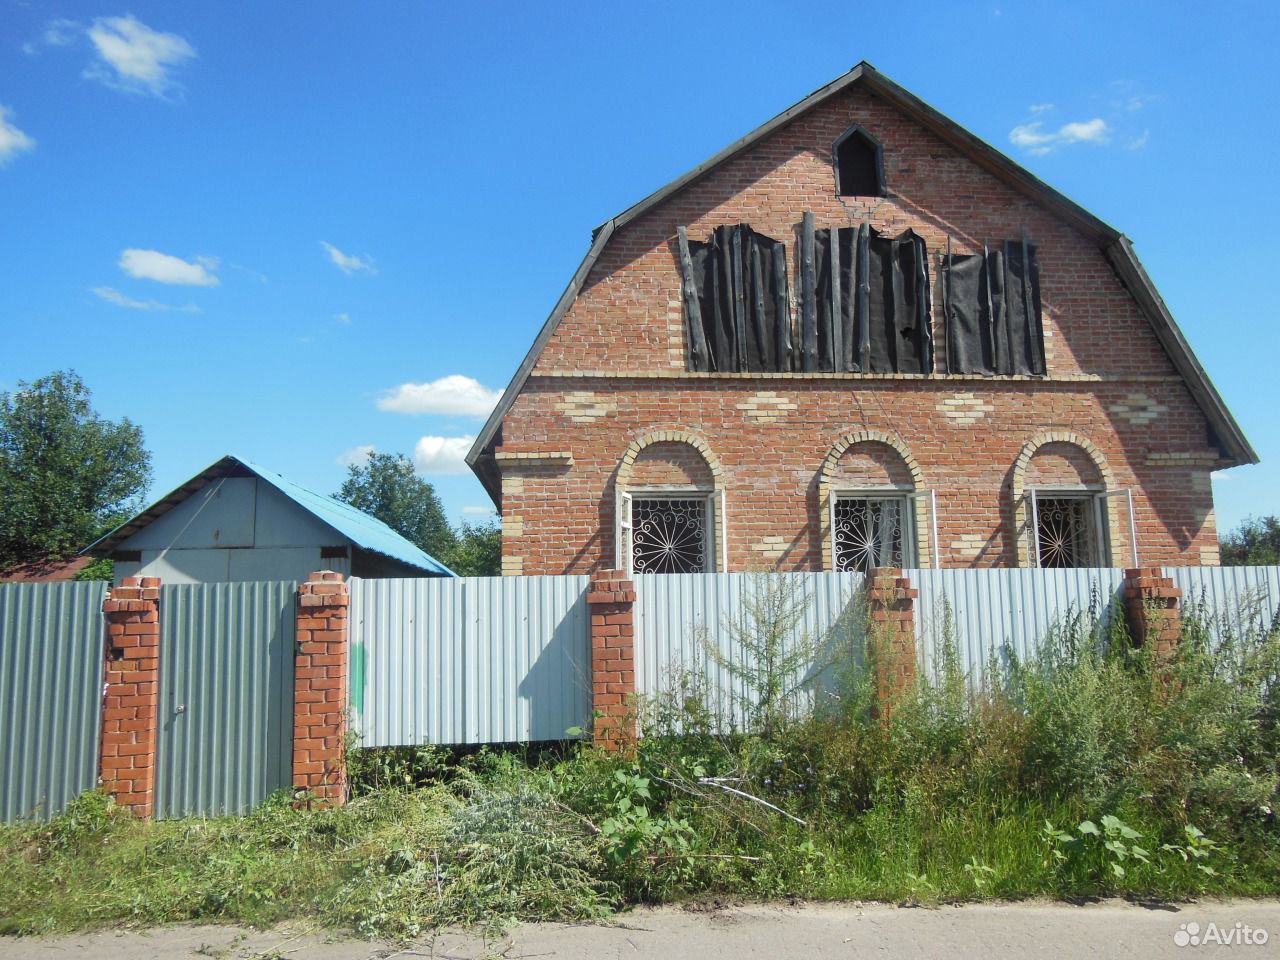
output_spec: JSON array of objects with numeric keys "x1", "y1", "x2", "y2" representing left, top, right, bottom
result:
[
  {"x1": 335, "y1": 452, "x2": 458, "y2": 562},
  {"x1": 0, "y1": 370, "x2": 151, "y2": 570},
  {"x1": 449, "y1": 520, "x2": 502, "y2": 577},
  {"x1": 1220, "y1": 515, "x2": 1280, "y2": 566}
]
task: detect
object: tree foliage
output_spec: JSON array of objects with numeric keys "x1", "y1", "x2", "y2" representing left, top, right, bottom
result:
[
  {"x1": 334, "y1": 453, "x2": 503, "y2": 576},
  {"x1": 449, "y1": 520, "x2": 502, "y2": 577},
  {"x1": 335, "y1": 452, "x2": 459, "y2": 564},
  {"x1": 1220, "y1": 515, "x2": 1280, "y2": 566},
  {"x1": 0, "y1": 370, "x2": 151, "y2": 569}
]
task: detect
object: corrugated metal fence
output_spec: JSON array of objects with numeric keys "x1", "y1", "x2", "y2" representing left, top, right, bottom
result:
[
  {"x1": 1170, "y1": 565, "x2": 1280, "y2": 642},
  {"x1": 633, "y1": 572, "x2": 866, "y2": 729},
  {"x1": 154, "y1": 581, "x2": 296, "y2": 818},
  {"x1": 350, "y1": 575, "x2": 591, "y2": 746},
  {"x1": 910, "y1": 567, "x2": 1126, "y2": 686},
  {"x1": 0, "y1": 582, "x2": 106, "y2": 822}
]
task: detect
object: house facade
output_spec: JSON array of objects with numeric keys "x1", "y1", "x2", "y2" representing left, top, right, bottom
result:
[{"x1": 467, "y1": 64, "x2": 1255, "y2": 577}]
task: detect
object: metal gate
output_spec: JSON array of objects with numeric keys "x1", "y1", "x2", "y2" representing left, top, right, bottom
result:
[{"x1": 155, "y1": 581, "x2": 295, "y2": 818}]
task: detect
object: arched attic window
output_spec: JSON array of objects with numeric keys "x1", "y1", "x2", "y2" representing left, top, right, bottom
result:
[{"x1": 832, "y1": 124, "x2": 885, "y2": 197}]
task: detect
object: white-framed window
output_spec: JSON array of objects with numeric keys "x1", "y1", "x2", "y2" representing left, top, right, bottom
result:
[
  {"x1": 617, "y1": 489, "x2": 720, "y2": 575},
  {"x1": 1028, "y1": 489, "x2": 1111, "y2": 568},
  {"x1": 830, "y1": 490, "x2": 917, "y2": 573}
]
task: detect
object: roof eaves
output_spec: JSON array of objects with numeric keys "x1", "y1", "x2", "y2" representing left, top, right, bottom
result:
[
  {"x1": 1103, "y1": 238, "x2": 1257, "y2": 466},
  {"x1": 467, "y1": 220, "x2": 617, "y2": 496}
]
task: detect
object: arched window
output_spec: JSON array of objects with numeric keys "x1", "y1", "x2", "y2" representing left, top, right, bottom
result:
[
  {"x1": 818, "y1": 431, "x2": 934, "y2": 572},
  {"x1": 1011, "y1": 433, "x2": 1134, "y2": 568},
  {"x1": 615, "y1": 435, "x2": 726, "y2": 575},
  {"x1": 832, "y1": 124, "x2": 885, "y2": 197}
]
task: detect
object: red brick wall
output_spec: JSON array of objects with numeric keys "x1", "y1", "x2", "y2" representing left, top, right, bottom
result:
[
  {"x1": 293, "y1": 572, "x2": 348, "y2": 805},
  {"x1": 100, "y1": 577, "x2": 161, "y2": 816},
  {"x1": 588, "y1": 570, "x2": 636, "y2": 750},
  {"x1": 630, "y1": 441, "x2": 716, "y2": 488},
  {"x1": 494, "y1": 84, "x2": 1222, "y2": 574}
]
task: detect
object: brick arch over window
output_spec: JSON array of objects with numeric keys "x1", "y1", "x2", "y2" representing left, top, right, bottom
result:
[
  {"x1": 616, "y1": 430, "x2": 726, "y2": 571},
  {"x1": 1011, "y1": 431, "x2": 1123, "y2": 568},
  {"x1": 817, "y1": 430, "x2": 931, "y2": 569}
]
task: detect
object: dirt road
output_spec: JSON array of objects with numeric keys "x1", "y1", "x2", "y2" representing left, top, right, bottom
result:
[{"x1": 2, "y1": 899, "x2": 1276, "y2": 959}]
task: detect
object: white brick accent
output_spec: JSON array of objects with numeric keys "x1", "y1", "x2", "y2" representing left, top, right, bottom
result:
[
  {"x1": 735, "y1": 391, "x2": 798, "y2": 423},
  {"x1": 1109, "y1": 392, "x2": 1169, "y2": 427},
  {"x1": 557, "y1": 391, "x2": 618, "y2": 422},
  {"x1": 936, "y1": 392, "x2": 995, "y2": 426}
]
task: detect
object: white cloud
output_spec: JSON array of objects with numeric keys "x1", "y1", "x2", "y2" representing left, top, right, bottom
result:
[
  {"x1": 0, "y1": 107, "x2": 36, "y2": 166},
  {"x1": 413, "y1": 436, "x2": 474, "y2": 475},
  {"x1": 1009, "y1": 118, "x2": 1110, "y2": 155},
  {"x1": 85, "y1": 15, "x2": 196, "y2": 97},
  {"x1": 1127, "y1": 130, "x2": 1151, "y2": 151},
  {"x1": 462, "y1": 505, "x2": 496, "y2": 515},
  {"x1": 337, "y1": 444, "x2": 376, "y2": 467},
  {"x1": 45, "y1": 19, "x2": 81, "y2": 47},
  {"x1": 119, "y1": 248, "x2": 219, "y2": 286},
  {"x1": 1029, "y1": 103, "x2": 1055, "y2": 114},
  {"x1": 335, "y1": 312, "x2": 352, "y2": 324},
  {"x1": 92, "y1": 286, "x2": 200, "y2": 312},
  {"x1": 377, "y1": 375, "x2": 501, "y2": 417},
  {"x1": 321, "y1": 241, "x2": 376, "y2": 275}
]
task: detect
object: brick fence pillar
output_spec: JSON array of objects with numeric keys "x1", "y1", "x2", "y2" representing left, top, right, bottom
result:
[
  {"x1": 588, "y1": 569, "x2": 636, "y2": 750},
  {"x1": 293, "y1": 571, "x2": 349, "y2": 805},
  {"x1": 1123, "y1": 567, "x2": 1183, "y2": 659},
  {"x1": 866, "y1": 568, "x2": 918, "y2": 721},
  {"x1": 100, "y1": 576, "x2": 161, "y2": 817}
]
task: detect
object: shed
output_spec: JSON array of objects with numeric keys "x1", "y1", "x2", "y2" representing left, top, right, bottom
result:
[{"x1": 85, "y1": 455, "x2": 455, "y2": 584}]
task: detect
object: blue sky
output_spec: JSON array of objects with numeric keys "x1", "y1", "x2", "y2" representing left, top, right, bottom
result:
[{"x1": 1, "y1": 1, "x2": 1276, "y2": 534}]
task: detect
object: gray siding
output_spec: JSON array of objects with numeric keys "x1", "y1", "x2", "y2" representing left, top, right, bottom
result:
[{"x1": 113, "y1": 477, "x2": 352, "y2": 584}]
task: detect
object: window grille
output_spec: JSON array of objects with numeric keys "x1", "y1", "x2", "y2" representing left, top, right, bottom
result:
[
  {"x1": 832, "y1": 494, "x2": 913, "y2": 573},
  {"x1": 629, "y1": 495, "x2": 712, "y2": 574}
]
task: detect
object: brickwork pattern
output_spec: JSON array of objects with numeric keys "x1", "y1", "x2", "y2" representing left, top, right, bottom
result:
[
  {"x1": 293, "y1": 571, "x2": 349, "y2": 804},
  {"x1": 492, "y1": 82, "x2": 1222, "y2": 576},
  {"x1": 865, "y1": 568, "x2": 918, "y2": 721},
  {"x1": 1123, "y1": 566, "x2": 1183, "y2": 660},
  {"x1": 587, "y1": 570, "x2": 636, "y2": 750},
  {"x1": 99, "y1": 576, "x2": 161, "y2": 816}
]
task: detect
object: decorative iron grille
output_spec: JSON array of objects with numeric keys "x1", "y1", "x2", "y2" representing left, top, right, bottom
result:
[
  {"x1": 833, "y1": 496, "x2": 905, "y2": 573},
  {"x1": 631, "y1": 497, "x2": 709, "y2": 574},
  {"x1": 1035, "y1": 496, "x2": 1098, "y2": 568}
]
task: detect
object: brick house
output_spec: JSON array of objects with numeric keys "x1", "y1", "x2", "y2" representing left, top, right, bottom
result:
[{"x1": 466, "y1": 63, "x2": 1255, "y2": 577}]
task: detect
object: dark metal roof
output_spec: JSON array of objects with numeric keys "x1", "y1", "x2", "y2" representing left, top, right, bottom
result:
[
  {"x1": 466, "y1": 62, "x2": 1256, "y2": 500},
  {"x1": 84, "y1": 455, "x2": 457, "y2": 576}
]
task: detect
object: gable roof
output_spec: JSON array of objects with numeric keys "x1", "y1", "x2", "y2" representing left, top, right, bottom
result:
[
  {"x1": 466, "y1": 61, "x2": 1256, "y2": 499},
  {"x1": 85, "y1": 454, "x2": 457, "y2": 577}
]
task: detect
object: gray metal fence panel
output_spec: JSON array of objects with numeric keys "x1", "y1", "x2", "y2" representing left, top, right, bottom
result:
[
  {"x1": 633, "y1": 572, "x2": 865, "y2": 730},
  {"x1": 351, "y1": 576, "x2": 591, "y2": 747},
  {"x1": 1169, "y1": 566, "x2": 1280, "y2": 642},
  {"x1": 0, "y1": 582, "x2": 107, "y2": 822},
  {"x1": 909, "y1": 567, "x2": 1125, "y2": 686},
  {"x1": 154, "y1": 581, "x2": 295, "y2": 818}
]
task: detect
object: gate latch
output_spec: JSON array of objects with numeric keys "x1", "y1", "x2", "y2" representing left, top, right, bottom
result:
[{"x1": 174, "y1": 703, "x2": 186, "y2": 715}]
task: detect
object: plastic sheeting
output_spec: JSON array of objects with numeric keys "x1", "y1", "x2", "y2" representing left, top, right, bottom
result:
[
  {"x1": 806, "y1": 218, "x2": 932, "y2": 373},
  {"x1": 679, "y1": 224, "x2": 792, "y2": 372},
  {"x1": 943, "y1": 241, "x2": 1045, "y2": 376}
]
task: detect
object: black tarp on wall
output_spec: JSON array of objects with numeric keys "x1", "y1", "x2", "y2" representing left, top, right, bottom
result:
[
  {"x1": 943, "y1": 240, "x2": 1045, "y2": 376},
  {"x1": 678, "y1": 224, "x2": 792, "y2": 372},
  {"x1": 802, "y1": 214, "x2": 932, "y2": 374}
]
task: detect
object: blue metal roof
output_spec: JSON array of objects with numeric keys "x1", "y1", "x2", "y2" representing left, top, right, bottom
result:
[
  {"x1": 241, "y1": 458, "x2": 457, "y2": 577},
  {"x1": 85, "y1": 454, "x2": 457, "y2": 577}
]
